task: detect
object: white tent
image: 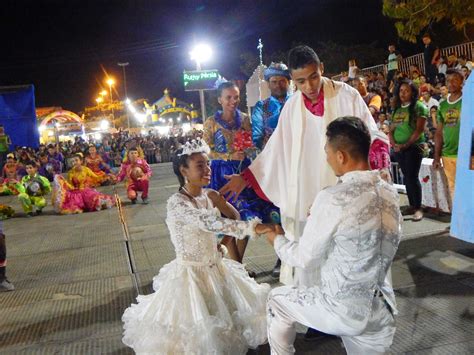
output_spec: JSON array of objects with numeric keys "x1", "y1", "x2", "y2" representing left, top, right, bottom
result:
[{"x1": 245, "y1": 64, "x2": 270, "y2": 115}]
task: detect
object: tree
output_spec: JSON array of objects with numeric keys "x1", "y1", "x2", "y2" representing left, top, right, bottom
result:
[{"x1": 383, "y1": 0, "x2": 474, "y2": 43}]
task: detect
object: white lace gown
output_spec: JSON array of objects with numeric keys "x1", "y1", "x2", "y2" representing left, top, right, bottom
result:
[{"x1": 122, "y1": 190, "x2": 270, "y2": 354}]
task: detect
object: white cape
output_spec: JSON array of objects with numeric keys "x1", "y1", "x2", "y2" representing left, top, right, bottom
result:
[{"x1": 249, "y1": 77, "x2": 387, "y2": 285}]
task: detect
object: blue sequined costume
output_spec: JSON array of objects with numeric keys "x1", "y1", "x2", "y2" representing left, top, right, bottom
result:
[
  {"x1": 203, "y1": 110, "x2": 280, "y2": 223},
  {"x1": 252, "y1": 94, "x2": 290, "y2": 150}
]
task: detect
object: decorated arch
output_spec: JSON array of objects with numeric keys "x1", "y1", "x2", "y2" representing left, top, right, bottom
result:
[{"x1": 40, "y1": 110, "x2": 83, "y2": 127}]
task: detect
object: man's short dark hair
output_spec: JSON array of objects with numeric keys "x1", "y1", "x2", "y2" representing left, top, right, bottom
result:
[
  {"x1": 326, "y1": 116, "x2": 371, "y2": 161},
  {"x1": 446, "y1": 68, "x2": 465, "y2": 81},
  {"x1": 288, "y1": 45, "x2": 321, "y2": 71},
  {"x1": 24, "y1": 160, "x2": 37, "y2": 168}
]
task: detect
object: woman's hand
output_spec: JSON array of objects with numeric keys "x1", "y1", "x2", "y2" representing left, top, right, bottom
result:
[
  {"x1": 255, "y1": 224, "x2": 285, "y2": 246},
  {"x1": 231, "y1": 151, "x2": 246, "y2": 161},
  {"x1": 255, "y1": 223, "x2": 274, "y2": 235}
]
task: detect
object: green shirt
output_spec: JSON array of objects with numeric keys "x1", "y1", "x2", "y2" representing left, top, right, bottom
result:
[
  {"x1": 18, "y1": 174, "x2": 52, "y2": 196},
  {"x1": 0, "y1": 135, "x2": 10, "y2": 152},
  {"x1": 437, "y1": 96, "x2": 462, "y2": 157},
  {"x1": 392, "y1": 101, "x2": 428, "y2": 145}
]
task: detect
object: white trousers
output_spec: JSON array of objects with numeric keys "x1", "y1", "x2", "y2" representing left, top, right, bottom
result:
[{"x1": 267, "y1": 286, "x2": 396, "y2": 355}]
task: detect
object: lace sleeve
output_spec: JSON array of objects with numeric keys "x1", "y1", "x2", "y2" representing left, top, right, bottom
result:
[{"x1": 167, "y1": 194, "x2": 260, "y2": 239}]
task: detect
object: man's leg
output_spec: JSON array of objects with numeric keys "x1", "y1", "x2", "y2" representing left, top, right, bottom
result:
[
  {"x1": 0, "y1": 231, "x2": 14, "y2": 291},
  {"x1": 441, "y1": 156, "x2": 457, "y2": 202},
  {"x1": 18, "y1": 193, "x2": 33, "y2": 214},
  {"x1": 32, "y1": 196, "x2": 47, "y2": 214},
  {"x1": 137, "y1": 179, "x2": 149, "y2": 200},
  {"x1": 341, "y1": 297, "x2": 396, "y2": 355},
  {"x1": 127, "y1": 182, "x2": 138, "y2": 203},
  {"x1": 267, "y1": 286, "x2": 348, "y2": 355}
]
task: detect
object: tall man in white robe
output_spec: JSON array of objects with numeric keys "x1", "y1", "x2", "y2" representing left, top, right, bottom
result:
[
  {"x1": 220, "y1": 45, "x2": 391, "y2": 286},
  {"x1": 265, "y1": 116, "x2": 402, "y2": 354}
]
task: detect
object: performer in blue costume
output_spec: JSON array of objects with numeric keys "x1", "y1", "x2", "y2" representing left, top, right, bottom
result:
[
  {"x1": 204, "y1": 82, "x2": 280, "y2": 222},
  {"x1": 252, "y1": 62, "x2": 292, "y2": 150}
]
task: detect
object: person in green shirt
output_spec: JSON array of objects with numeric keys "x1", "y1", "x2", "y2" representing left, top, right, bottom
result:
[
  {"x1": 389, "y1": 79, "x2": 428, "y2": 221},
  {"x1": 17, "y1": 161, "x2": 51, "y2": 217},
  {"x1": 0, "y1": 126, "x2": 11, "y2": 170},
  {"x1": 433, "y1": 69, "x2": 464, "y2": 200}
]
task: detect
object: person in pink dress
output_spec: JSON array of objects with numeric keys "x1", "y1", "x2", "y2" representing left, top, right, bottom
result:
[
  {"x1": 52, "y1": 153, "x2": 115, "y2": 214},
  {"x1": 85, "y1": 145, "x2": 116, "y2": 186},
  {"x1": 117, "y1": 148, "x2": 152, "y2": 204}
]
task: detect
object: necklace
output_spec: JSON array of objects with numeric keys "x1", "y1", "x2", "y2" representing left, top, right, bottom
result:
[{"x1": 180, "y1": 186, "x2": 209, "y2": 209}]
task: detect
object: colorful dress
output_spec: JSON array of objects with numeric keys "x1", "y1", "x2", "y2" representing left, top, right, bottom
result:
[
  {"x1": 122, "y1": 191, "x2": 269, "y2": 354},
  {"x1": 203, "y1": 110, "x2": 280, "y2": 223},
  {"x1": 85, "y1": 154, "x2": 116, "y2": 185},
  {"x1": 52, "y1": 167, "x2": 115, "y2": 214}
]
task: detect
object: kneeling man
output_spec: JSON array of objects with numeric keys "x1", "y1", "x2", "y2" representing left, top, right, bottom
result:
[{"x1": 265, "y1": 116, "x2": 402, "y2": 354}]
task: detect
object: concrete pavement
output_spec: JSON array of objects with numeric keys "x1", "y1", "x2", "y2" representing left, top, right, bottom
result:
[{"x1": 0, "y1": 163, "x2": 473, "y2": 354}]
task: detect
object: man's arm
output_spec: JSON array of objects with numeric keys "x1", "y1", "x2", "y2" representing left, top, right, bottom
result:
[
  {"x1": 272, "y1": 191, "x2": 338, "y2": 269},
  {"x1": 251, "y1": 101, "x2": 265, "y2": 149},
  {"x1": 433, "y1": 121, "x2": 444, "y2": 169}
]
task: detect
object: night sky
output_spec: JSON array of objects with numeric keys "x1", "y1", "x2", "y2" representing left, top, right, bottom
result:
[{"x1": 0, "y1": 0, "x2": 465, "y2": 113}]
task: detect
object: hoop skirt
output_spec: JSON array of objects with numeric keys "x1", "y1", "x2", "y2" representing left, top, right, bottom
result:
[
  {"x1": 52, "y1": 175, "x2": 114, "y2": 214},
  {"x1": 122, "y1": 191, "x2": 270, "y2": 354}
]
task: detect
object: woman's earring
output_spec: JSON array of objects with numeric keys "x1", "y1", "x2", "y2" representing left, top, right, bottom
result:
[{"x1": 184, "y1": 176, "x2": 189, "y2": 184}]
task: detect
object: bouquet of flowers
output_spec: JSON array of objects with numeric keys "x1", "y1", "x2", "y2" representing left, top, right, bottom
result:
[{"x1": 232, "y1": 130, "x2": 256, "y2": 171}]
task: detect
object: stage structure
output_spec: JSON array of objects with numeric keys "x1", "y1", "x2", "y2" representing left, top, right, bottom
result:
[
  {"x1": 140, "y1": 89, "x2": 200, "y2": 135},
  {"x1": 37, "y1": 108, "x2": 85, "y2": 144}
]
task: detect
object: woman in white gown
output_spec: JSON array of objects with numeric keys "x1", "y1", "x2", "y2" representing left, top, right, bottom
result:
[{"x1": 122, "y1": 140, "x2": 271, "y2": 354}]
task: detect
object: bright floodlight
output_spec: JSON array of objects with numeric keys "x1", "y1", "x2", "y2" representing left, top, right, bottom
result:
[
  {"x1": 135, "y1": 113, "x2": 146, "y2": 123},
  {"x1": 190, "y1": 44, "x2": 212, "y2": 63},
  {"x1": 100, "y1": 120, "x2": 110, "y2": 130},
  {"x1": 125, "y1": 98, "x2": 131, "y2": 105},
  {"x1": 182, "y1": 123, "x2": 191, "y2": 133},
  {"x1": 106, "y1": 78, "x2": 115, "y2": 86}
]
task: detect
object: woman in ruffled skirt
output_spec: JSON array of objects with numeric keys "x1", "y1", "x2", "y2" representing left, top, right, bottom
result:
[
  {"x1": 122, "y1": 141, "x2": 272, "y2": 354},
  {"x1": 52, "y1": 153, "x2": 115, "y2": 214}
]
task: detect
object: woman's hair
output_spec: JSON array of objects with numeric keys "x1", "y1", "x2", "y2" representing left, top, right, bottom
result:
[
  {"x1": 217, "y1": 81, "x2": 238, "y2": 98},
  {"x1": 393, "y1": 79, "x2": 419, "y2": 128},
  {"x1": 172, "y1": 149, "x2": 190, "y2": 187},
  {"x1": 72, "y1": 153, "x2": 84, "y2": 161}
]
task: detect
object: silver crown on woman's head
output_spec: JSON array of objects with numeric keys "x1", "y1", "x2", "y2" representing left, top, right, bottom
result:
[{"x1": 178, "y1": 139, "x2": 211, "y2": 157}]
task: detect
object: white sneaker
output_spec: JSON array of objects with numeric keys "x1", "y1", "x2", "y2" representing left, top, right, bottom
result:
[{"x1": 0, "y1": 279, "x2": 15, "y2": 292}]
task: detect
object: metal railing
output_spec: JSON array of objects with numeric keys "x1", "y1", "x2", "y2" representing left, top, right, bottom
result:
[{"x1": 332, "y1": 41, "x2": 474, "y2": 80}]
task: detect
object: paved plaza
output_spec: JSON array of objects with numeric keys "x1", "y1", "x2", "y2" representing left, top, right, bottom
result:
[{"x1": 1, "y1": 163, "x2": 473, "y2": 354}]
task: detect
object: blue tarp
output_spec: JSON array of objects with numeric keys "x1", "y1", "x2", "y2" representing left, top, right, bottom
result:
[
  {"x1": 0, "y1": 85, "x2": 39, "y2": 149},
  {"x1": 451, "y1": 74, "x2": 474, "y2": 243}
]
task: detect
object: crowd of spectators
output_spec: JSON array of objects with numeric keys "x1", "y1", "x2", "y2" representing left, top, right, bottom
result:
[
  {"x1": 0, "y1": 129, "x2": 204, "y2": 181},
  {"x1": 340, "y1": 43, "x2": 471, "y2": 161}
]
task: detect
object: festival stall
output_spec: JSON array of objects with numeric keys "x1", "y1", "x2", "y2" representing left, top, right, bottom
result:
[{"x1": 37, "y1": 108, "x2": 85, "y2": 144}]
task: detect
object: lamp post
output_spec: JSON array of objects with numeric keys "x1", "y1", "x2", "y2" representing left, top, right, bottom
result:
[
  {"x1": 106, "y1": 78, "x2": 116, "y2": 129},
  {"x1": 190, "y1": 44, "x2": 212, "y2": 122},
  {"x1": 118, "y1": 62, "x2": 130, "y2": 129}
]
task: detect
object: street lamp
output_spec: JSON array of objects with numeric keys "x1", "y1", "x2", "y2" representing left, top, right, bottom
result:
[
  {"x1": 118, "y1": 62, "x2": 131, "y2": 130},
  {"x1": 190, "y1": 44, "x2": 212, "y2": 122},
  {"x1": 100, "y1": 90, "x2": 108, "y2": 97},
  {"x1": 106, "y1": 78, "x2": 116, "y2": 129},
  {"x1": 96, "y1": 97, "x2": 104, "y2": 104}
]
